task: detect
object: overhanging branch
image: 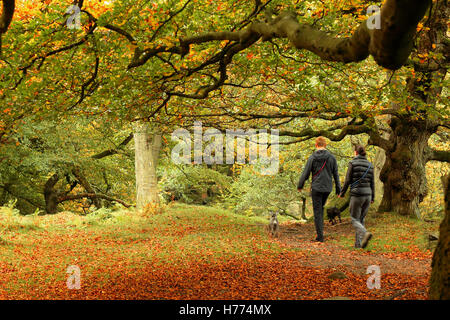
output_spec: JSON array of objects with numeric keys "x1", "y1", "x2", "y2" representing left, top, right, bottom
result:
[
  {"x1": 428, "y1": 149, "x2": 450, "y2": 163},
  {"x1": 91, "y1": 133, "x2": 133, "y2": 159},
  {"x1": 128, "y1": 0, "x2": 431, "y2": 71},
  {"x1": 57, "y1": 193, "x2": 131, "y2": 208}
]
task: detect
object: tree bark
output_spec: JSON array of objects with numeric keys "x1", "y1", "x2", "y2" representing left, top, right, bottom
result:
[
  {"x1": 429, "y1": 175, "x2": 450, "y2": 299},
  {"x1": 134, "y1": 122, "x2": 162, "y2": 209},
  {"x1": 43, "y1": 173, "x2": 59, "y2": 214},
  {"x1": 129, "y1": 0, "x2": 431, "y2": 72},
  {"x1": 376, "y1": 0, "x2": 448, "y2": 218},
  {"x1": 377, "y1": 118, "x2": 436, "y2": 218},
  {"x1": 0, "y1": 0, "x2": 14, "y2": 34},
  {"x1": 300, "y1": 196, "x2": 306, "y2": 220},
  {"x1": 58, "y1": 193, "x2": 131, "y2": 208},
  {"x1": 373, "y1": 146, "x2": 386, "y2": 204},
  {"x1": 72, "y1": 166, "x2": 102, "y2": 209}
]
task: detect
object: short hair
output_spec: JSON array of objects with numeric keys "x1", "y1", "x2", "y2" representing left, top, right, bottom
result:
[
  {"x1": 315, "y1": 136, "x2": 327, "y2": 147},
  {"x1": 355, "y1": 145, "x2": 366, "y2": 156}
]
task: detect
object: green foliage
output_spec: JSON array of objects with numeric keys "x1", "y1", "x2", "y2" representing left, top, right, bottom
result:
[
  {"x1": 223, "y1": 167, "x2": 301, "y2": 217},
  {"x1": 0, "y1": 115, "x2": 134, "y2": 214},
  {"x1": 159, "y1": 165, "x2": 232, "y2": 205},
  {"x1": 332, "y1": 212, "x2": 439, "y2": 254},
  {"x1": 88, "y1": 207, "x2": 114, "y2": 221},
  {"x1": 0, "y1": 199, "x2": 41, "y2": 233},
  {"x1": 0, "y1": 199, "x2": 21, "y2": 217}
]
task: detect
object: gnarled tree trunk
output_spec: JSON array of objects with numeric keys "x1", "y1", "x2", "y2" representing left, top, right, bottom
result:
[
  {"x1": 378, "y1": 118, "x2": 436, "y2": 218},
  {"x1": 44, "y1": 173, "x2": 59, "y2": 214},
  {"x1": 376, "y1": 0, "x2": 448, "y2": 218},
  {"x1": 134, "y1": 122, "x2": 162, "y2": 209}
]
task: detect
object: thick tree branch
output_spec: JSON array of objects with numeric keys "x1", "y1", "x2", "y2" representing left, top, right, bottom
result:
[
  {"x1": 129, "y1": 0, "x2": 431, "y2": 72},
  {"x1": 369, "y1": 0, "x2": 431, "y2": 69},
  {"x1": 91, "y1": 133, "x2": 133, "y2": 159},
  {"x1": 368, "y1": 131, "x2": 393, "y2": 151},
  {"x1": 428, "y1": 148, "x2": 450, "y2": 163},
  {"x1": 278, "y1": 122, "x2": 370, "y2": 141},
  {"x1": 57, "y1": 193, "x2": 131, "y2": 208},
  {"x1": 72, "y1": 166, "x2": 101, "y2": 208}
]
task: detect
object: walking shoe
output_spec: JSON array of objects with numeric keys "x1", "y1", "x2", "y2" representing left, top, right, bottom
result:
[{"x1": 361, "y1": 232, "x2": 373, "y2": 249}]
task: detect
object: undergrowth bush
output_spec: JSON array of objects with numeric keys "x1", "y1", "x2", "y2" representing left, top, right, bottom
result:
[
  {"x1": 159, "y1": 165, "x2": 232, "y2": 205},
  {"x1": 0, "y1": 200, "x2": 41, "y2": 233},
  {"x1": 222, "y1": 167, "x2": 305, "y2": 218}
]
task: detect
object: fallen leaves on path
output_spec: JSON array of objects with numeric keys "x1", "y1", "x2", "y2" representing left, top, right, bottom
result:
[{"x1": 0, "y1": 207, "x2": 433, "y2": 300}]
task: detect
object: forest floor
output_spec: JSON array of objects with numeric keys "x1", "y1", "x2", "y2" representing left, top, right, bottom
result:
[{"x1": 0, "y1": 203, "x2": 441, "y2": 300}]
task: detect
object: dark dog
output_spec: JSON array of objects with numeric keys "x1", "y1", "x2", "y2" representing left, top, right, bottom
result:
[{"x1": 326, "y1": 207, "x2": 342, "y2": 225}]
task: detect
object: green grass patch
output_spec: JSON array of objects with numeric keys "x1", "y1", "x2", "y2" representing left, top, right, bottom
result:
[{"x1": 331, "y1": 211, "x2": 440, "y2": 254}]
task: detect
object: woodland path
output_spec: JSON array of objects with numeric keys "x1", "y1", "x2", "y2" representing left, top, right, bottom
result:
[{"x1": 277, "y1": 219, "x2": 431, "y2": 278}]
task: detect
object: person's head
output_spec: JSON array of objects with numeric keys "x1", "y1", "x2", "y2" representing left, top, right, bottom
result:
[
  {"x1": 315, "y1": 136, "x2": 327, "y2": 149},
  {"x1": 354, "y1": 145, "x2": 366, "y2": 156}
]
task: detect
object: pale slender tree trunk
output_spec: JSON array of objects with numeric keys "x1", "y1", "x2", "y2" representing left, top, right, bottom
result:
[
  {"x1": 373, "y1": 147, "x2": 385, "y2": 204},
  {"x1": 372, "y1": 126, "x2": 390, "y2": 206},
  {"x1": 134, "y1": 122, "x2": 162, "y2": 209}
]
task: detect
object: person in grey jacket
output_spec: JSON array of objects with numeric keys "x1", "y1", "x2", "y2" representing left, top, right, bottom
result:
[
  {"x1": 298, "y1": 137, "x2": 341, "y2": 242},
  {"x1": 339, "y1": 145, "x2": 375, "y2": 249}
]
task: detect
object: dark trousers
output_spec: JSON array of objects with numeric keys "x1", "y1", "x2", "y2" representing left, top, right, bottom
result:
[{"x1": 311, "y1": 190, "x2": 330, "y2": 241}]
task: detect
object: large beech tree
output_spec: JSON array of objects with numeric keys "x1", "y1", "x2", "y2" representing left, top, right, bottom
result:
[{"x1": 120, "y1": 0, "x2": 448, "y2": 218}]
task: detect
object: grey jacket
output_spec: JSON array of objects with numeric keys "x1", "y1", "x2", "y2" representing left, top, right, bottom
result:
[{"x1": 297, "y1": 149, "x2": 341, "y2": 194}]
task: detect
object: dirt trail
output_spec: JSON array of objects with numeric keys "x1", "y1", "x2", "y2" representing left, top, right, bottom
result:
[{"x1": 277, "y1": 219, "x2": 431, "y2": 277}]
